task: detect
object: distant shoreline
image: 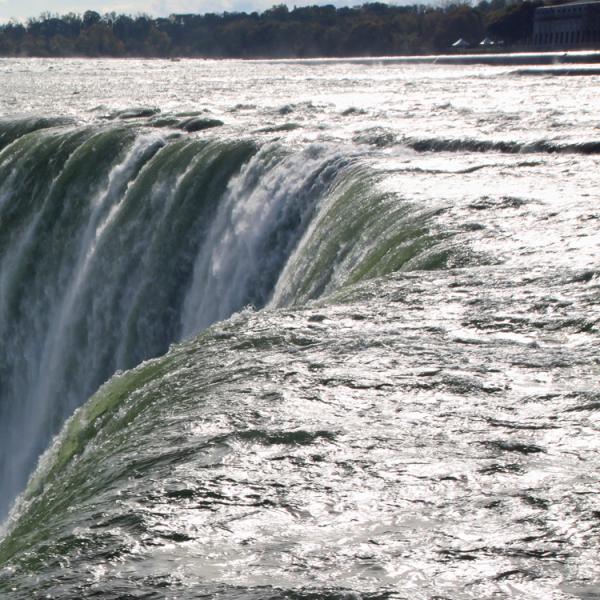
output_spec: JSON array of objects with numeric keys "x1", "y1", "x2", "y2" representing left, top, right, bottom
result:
[
  {"x1": 265, "y1": 51, "x2": 600, "y2": 66},
  {"x1": 2, "y1": 51, "x2": 600, "y2": 67},
  {"x1": 388, "y1": 50, "x2": 600, "y2": 65}
]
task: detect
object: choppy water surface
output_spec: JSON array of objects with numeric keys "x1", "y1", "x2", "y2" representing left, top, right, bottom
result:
[{"x1": 0, "y1": 57, "x2": 598, "y2": 599}]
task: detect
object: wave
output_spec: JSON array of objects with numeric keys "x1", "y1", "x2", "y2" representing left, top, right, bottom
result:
[
  {"x1": 352, "y1": 127, "x2": 600, "y2": 155},
  {"x1": 0, "y1": 116, "x2": 76, "y2": 151},
  {"x1": 512, "y1": 67, "x2": 600, "y2": 77},
  {"x1": 403, "y1": 135, "x2": 600, "y2": 155}
]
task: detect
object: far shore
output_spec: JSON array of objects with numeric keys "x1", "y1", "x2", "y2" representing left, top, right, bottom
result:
[{"x1": 2, "y1": 50, "x2": 600, "y2": 68}]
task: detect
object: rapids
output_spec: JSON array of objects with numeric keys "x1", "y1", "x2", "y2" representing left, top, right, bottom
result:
[{"x1": 0, "y1": 57, "x2": 598, "y2": 599}]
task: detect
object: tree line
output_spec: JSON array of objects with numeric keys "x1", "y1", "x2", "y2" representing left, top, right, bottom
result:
[{"x1": 0, "y1": 1, "x2": 544, "y2": 58}]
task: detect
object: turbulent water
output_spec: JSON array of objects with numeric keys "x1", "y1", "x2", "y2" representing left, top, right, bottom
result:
[{"x1": 0, "y1": 57, "x2": 598, "y2": 599}]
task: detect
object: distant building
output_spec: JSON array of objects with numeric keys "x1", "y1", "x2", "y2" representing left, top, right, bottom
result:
[{"x1": 533, "y1": 1, "x2": 600, "y2": 47}]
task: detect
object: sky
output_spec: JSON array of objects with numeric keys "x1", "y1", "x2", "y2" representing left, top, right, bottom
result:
[{"x1": 0, "y1": 0, "x2": 414, "y2": 22}]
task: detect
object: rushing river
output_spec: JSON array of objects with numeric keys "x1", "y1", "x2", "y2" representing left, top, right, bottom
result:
[{"x1": 0, "y1": 57, "x2": 598, "y2": 599}]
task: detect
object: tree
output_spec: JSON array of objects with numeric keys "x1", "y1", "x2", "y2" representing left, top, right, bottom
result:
[
  {"x1": 76, "y1": 23, "x2": 124, "y2": 55},
  {"x1": 487, "y1": 1, "x2": 541, "y2": 43},
  {"x1": 83, "y1": 10, "x2": 101, "y2": 29},
  {"x1": 431, "y1": 5, "x2": 484, "y2": 49},
  {"x1": 0, "y1": 1, "x2": 566, "y2": 59}
]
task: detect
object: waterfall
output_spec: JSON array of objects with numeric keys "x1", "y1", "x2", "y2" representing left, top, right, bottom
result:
[{"x1": 0, "y1": 118, "x2": 438, "y2": 520}]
